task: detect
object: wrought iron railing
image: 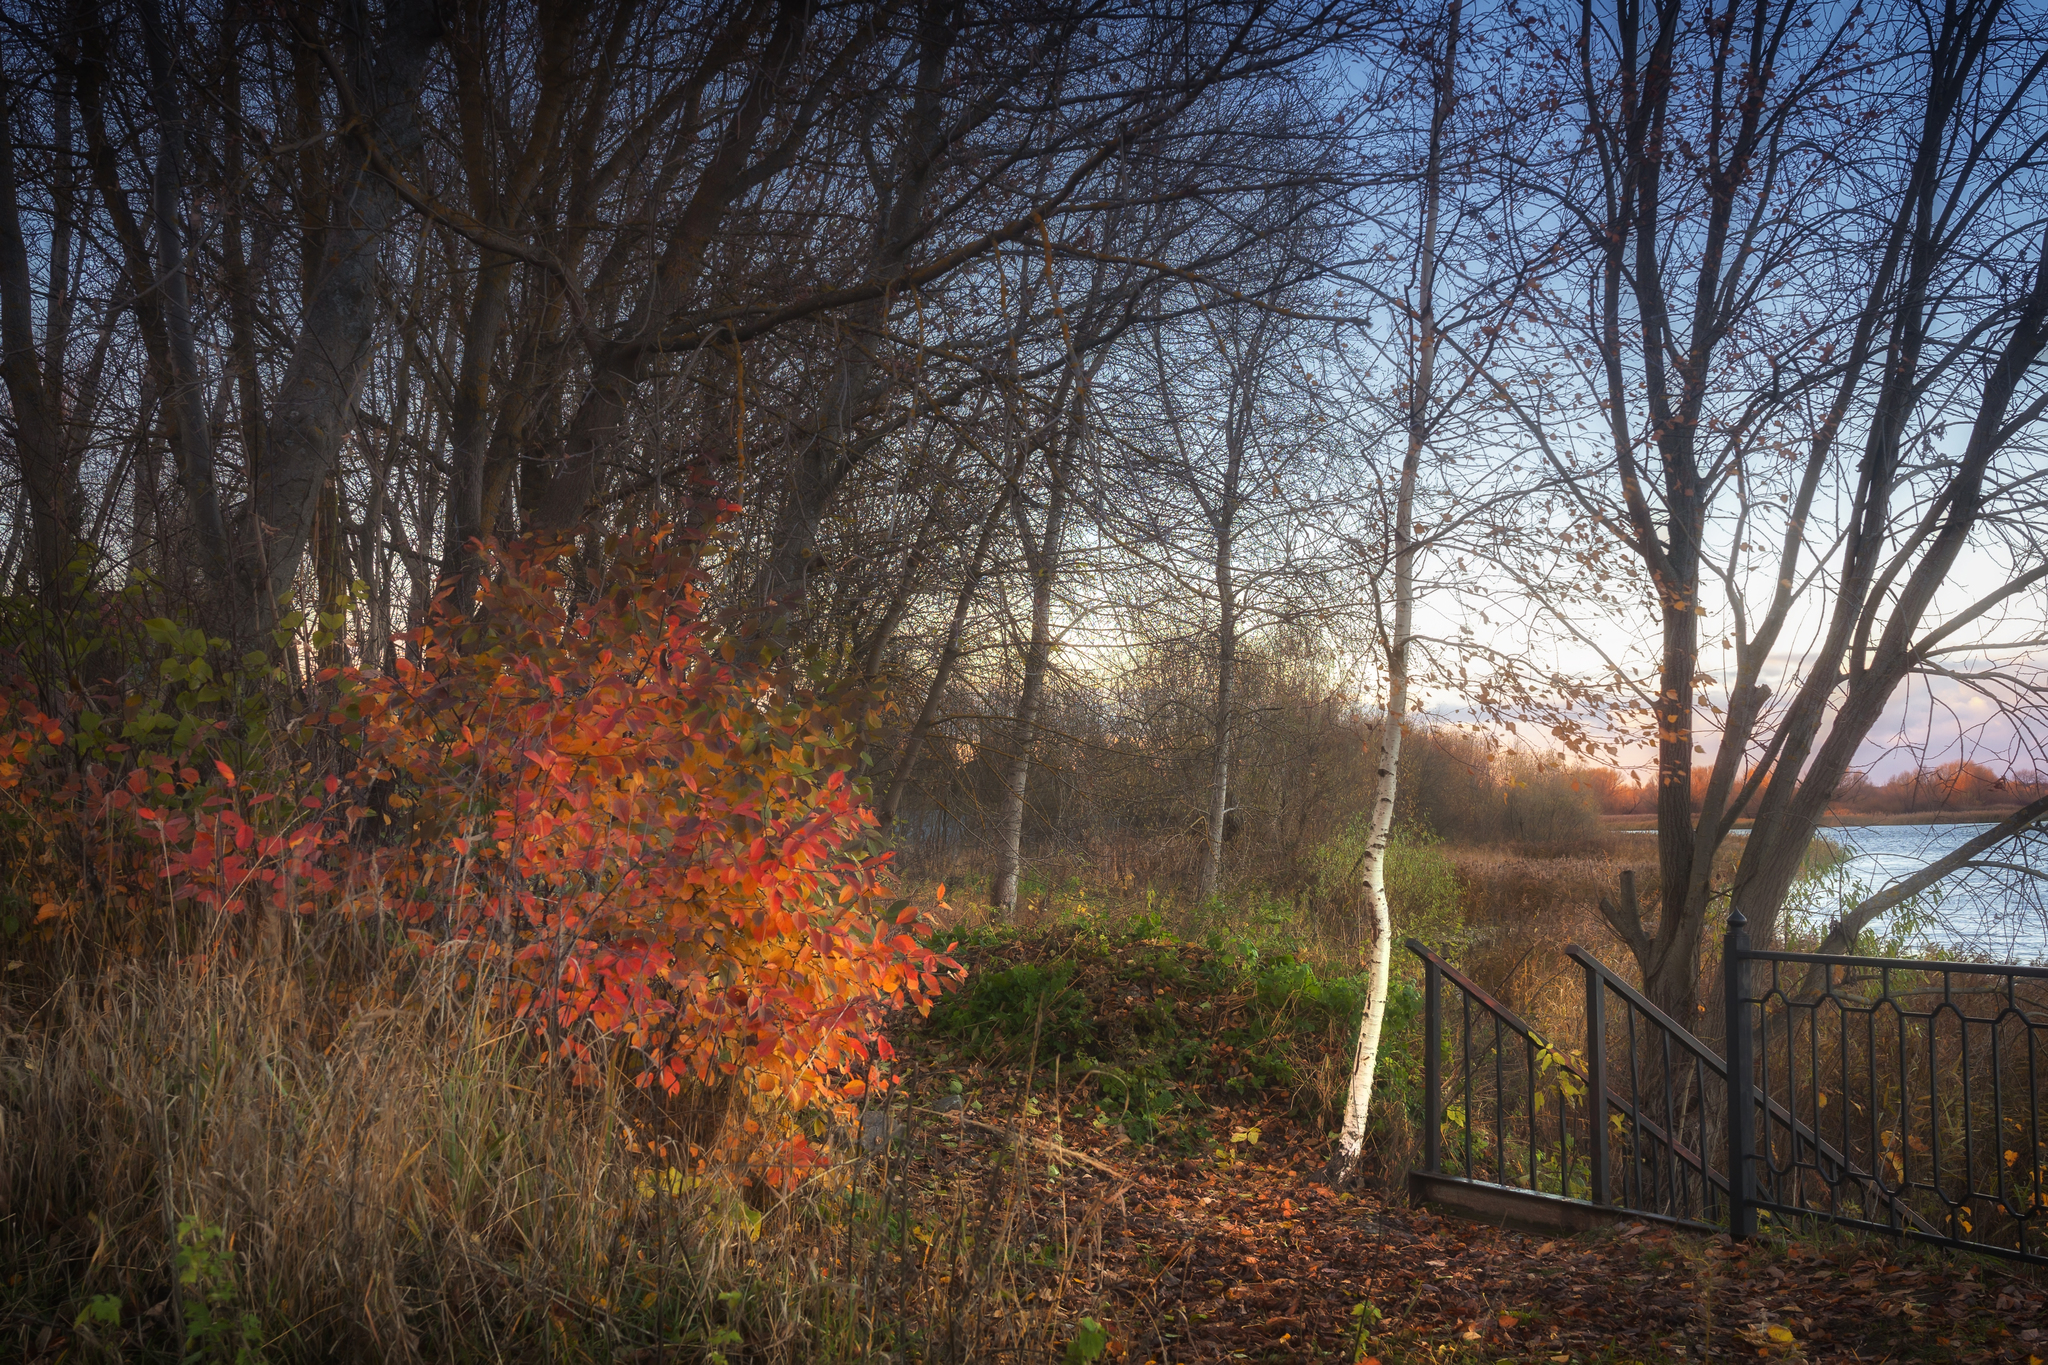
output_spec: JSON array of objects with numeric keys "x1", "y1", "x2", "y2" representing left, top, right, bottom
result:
[
  {"x1": 1413, "y1": 940, "x2": 1600, "y2": 1208},
  {"x1": 1568, "y1": 946, "x2": 1729, "y2": 1227},
  {"x1": 1412, "y1": 939, "x2": 1734, "y2": 1227},
  {"x1": 1725, "y1": 913, "x2": 2048, "y2": 1265},
  {"x1": 1413, "y1": 928, "x2": 1995, "y2": 1255}
]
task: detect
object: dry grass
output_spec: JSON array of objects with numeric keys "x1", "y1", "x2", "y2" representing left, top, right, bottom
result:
[
  {"x1": 2, "y1": 832, "x2": 1875, "y2": 1361},
  {"x1": 0, "y1": 931, "x2": 1100, "y2": 1363},
  {"x1": 1440, "y1": 836, "x2": 1778, "y2": 1023},
  {"x1": 1443, "y1": 839, "x2": 1652, "y2": 1018}
]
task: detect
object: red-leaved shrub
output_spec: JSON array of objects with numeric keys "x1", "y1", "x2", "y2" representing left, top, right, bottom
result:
[{"x1": 0, "y1": 521, "x2": 959, "y2": 1183}]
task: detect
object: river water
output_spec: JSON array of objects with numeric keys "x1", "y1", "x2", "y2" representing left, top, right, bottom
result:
[
  {"x1": 1626, "y1": 822, "x2": 2048, "y2": 962},
  {"x1": 1790, "y1": 823, "x2": 2047, "y2": 964}
]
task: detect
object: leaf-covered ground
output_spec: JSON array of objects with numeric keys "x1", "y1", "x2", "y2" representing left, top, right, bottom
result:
[{"x1": 883, "y1": 923, "x2": 2048, "y2": 1364}]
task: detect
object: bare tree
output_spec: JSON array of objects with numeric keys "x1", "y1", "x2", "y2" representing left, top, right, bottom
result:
[
  {"x1": 228, "y1": 0, "x2": 444, "y2": 639},
  {"x1": 1481, "y1": 0, "x2": 2048, "y2": 1024},
  {"x1": 0, "y1": 58, "x2": 76, "y2": 600},
  {"x1": 1327, "y1": 0, "x2": 1459, "y2": 1187},
  {"x1": 1180, "y1": 309, "x2": 1283, "y2": 905}
]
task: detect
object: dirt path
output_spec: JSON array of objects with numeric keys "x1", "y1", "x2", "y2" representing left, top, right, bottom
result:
[{"x1": 888, "y1": 1086, "x2": 2045, "y2": 1364}]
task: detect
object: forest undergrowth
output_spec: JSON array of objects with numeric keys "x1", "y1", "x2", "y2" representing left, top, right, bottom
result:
[
  {"x1": 9, "y1": 863, "x2": 2045, "y2": 1362},
  {"x1": 875, "y1": 889, "x2": 2048, "y2": 1364},
  {"x1": 1, "y1": 527, "x2": 2037, "y2": 1362}
]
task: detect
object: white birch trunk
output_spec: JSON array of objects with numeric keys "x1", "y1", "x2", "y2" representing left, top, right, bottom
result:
[{"x1": 1328, "y1": 0, "x2": 1456, "y2": 1187}]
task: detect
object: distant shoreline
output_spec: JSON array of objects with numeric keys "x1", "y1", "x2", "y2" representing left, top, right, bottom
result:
[{"x1": 1602, "y1": 808, "x2": 2020, "y2": 831}]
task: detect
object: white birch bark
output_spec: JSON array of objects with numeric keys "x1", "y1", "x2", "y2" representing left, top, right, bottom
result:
[
  {"x1": 1328, "y1": 0, "x2": 1456, "y2": 1187},
  {"x1": 1196, "y1": 539, "x2": 1236, "y2": 903}
]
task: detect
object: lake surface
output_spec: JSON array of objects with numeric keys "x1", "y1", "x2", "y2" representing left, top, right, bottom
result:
[
  {"x1": 1811, "y1": 823, "x2": 2047, "y2": 963},
  {"x1": 1628, "y1": 822, "x2": 2048, "y2": 962}
]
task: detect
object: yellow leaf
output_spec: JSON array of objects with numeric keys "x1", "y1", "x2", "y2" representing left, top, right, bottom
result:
[{"x1": 1767, "y1": 1325, "x2": 1794, "y2": 1344}]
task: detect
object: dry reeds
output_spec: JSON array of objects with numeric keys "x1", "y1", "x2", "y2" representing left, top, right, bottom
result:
[
  {"x1": 0, "y1": 934, "x2": 1092, "y2": 1362},
  {"x1": 1444, "y1": 838, "x2": 1654, "y2": 1010}
]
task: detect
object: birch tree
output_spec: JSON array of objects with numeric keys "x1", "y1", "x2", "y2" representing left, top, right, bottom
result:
[{"x1": 1326, "y1": 0, "x2": 1459, "y2": 1188}]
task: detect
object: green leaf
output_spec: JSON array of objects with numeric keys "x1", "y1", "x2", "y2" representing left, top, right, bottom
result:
[{"x1": 1064, "y1": 1316, "x2": 1110, "y2": 1364}]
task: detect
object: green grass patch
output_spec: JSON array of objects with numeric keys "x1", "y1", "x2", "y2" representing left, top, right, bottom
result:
[{"x1": 909, "y1": 904, "x2": 1426, "y2": 1149}]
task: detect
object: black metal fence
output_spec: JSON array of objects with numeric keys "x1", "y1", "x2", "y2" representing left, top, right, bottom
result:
[
  {"x1": 1725, "y1": 912, "x2": 2048, "y2": 1264},
  {"x1": 1570, "y1": 945, "x2": 1729, "y2": 1227},
  {"x1": 1414, "y1": 942, "x2": 1603, "y2": 1213},
  {"x1": 1413, "y1": 938, "x2": 1730, "y2": 1231},
  {"x1": 1413, "y1": 919, "x2": 2048, "y2": 1266}
]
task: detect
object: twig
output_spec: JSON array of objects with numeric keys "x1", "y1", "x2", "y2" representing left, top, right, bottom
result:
[{"x1": 915, "y1": 1106, "x2": 1134, "y2": 1184}]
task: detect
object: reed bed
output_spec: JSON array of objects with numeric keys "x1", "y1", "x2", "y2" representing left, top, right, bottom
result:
[{"x1": 0, "y1": 935, "x2": 1098, "y2": 1363}]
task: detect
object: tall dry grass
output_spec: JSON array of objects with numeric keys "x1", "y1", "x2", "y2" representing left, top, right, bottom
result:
[
  {"x1": 1445, "y1": 839, "x2": 1655, "y2": 1017},
  {"x1": 0, "y1": 933, "x2": 1097, "y2": 1362}
]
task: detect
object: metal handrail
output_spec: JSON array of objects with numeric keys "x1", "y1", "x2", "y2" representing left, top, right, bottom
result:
[
  {"x1": 1738, "y1": 946, "x2": 2048, "y2": 981},
  {"x1": 1410, "y1": 939, "x2": 1718, "y2": 1202},
  {"x1": 1571, "y1": 944, "x2": 1937, "y2": 1236},
  {"x1": 1409, "y1": 935, "x2": 1941, "y2": 1239}
]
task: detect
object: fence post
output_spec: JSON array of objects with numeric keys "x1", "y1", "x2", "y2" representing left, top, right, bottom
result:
[
  {"x1": 1585, "y1": 958, "x2": 1609, "y2": 1207},
  {"x1": 1424, "y1": 954, "x2": 1442, "y2": 1175},
  {"x1": 1723, "y1": 910, "x2": 1757, "y2": 1239}
]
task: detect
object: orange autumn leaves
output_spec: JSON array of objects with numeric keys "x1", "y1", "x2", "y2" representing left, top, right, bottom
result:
[
  {"x1": 343, "y1": 523, "x2": 961, "y2": 1177},
  {"x1": 0, "y1": 521, "x2": 959, "y2": 1182}
]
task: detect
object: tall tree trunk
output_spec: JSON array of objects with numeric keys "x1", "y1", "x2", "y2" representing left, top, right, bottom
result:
[
  {"x1": 530, "y1": 0, "x2": 816, "y2": 533},
  {"x1": 140, "y1": 0, "x2": 233, "y2": 597},
  {"x1": 990, "y1": 452, "x2": 1069, "y2": 916},
  {"x1": 880, "y1": 414, "x2": 1034, "y2": 828},
  {"x1": 1328, "y1": 0, "x2": 1456, "y2": 1188},
  {"x1": 220, "y1": 3, "x2": 268, "y2": 480},
  {"x1": 1196, "y1": 527, "x2": 1236, "y2": 902},
  {"x1": 755, "y1": 0, "x2": 958, "y2": 612},
  {"x1": 0, "y1": 68, "x2": 71, "y2": 599},
  {"x1": 441, "y1": 0, "x2": 578, "y2": 612},
  {"x1": 233, "y1": 0, "x2": 443, "y2": 639}
]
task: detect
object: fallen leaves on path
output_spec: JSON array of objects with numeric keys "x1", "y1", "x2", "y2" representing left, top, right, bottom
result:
[
  {"x1": 874, "y1": 925, "x2": 2044, "y2": 1363},
  {"x1": 880, "y1": 1079, "x2": 2046, "y2": 1364}
]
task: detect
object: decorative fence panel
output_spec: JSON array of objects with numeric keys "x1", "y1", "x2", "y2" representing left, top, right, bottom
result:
[
  {"x1": 1412, "y1": 917, "x2": 2047, "y2": 1267},
  {"x1": 1725, "y1": 914, "x2": 2048, "y2": 1265}
]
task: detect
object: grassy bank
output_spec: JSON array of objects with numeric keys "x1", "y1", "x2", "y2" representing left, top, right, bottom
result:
[{"x1": 11, "y1": 831, "x2": 2036, "y2": 1362}]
